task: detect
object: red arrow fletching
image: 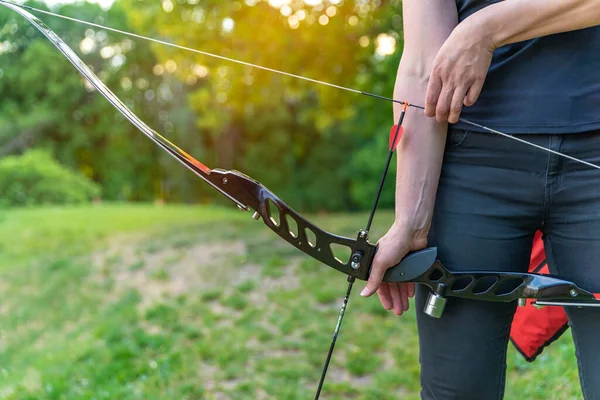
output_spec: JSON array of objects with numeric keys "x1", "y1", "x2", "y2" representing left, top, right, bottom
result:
[{"x1": 389, "y1": 124, "x2": 404, "y2": 151}]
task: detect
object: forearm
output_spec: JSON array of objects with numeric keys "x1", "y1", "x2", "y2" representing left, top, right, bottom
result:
[
  {"x1": 391, "y1": 0, "x2": 456, "y2": 232},
  {"x1": 393, "y1": 70, "x2": 447, "y2": 232},
  {"x1": 472, "y1": 0, "x2": 600, "y2": 47}
]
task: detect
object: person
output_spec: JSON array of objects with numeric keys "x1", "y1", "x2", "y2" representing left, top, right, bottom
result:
[{"x1": 359, "y1": 0, "x2": 600, "y2": 399}]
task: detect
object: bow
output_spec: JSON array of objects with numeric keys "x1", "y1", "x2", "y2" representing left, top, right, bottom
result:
[{"x1": 3, "y1": 2, "x2": 600, "y2": 398}]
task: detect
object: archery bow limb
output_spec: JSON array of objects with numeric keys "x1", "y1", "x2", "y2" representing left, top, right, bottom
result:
[{"x1": 0, "y1": 0, "x2": 433, "y2": 282}]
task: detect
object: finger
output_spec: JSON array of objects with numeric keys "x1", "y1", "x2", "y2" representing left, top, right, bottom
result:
[
  {"x1": 408, "y1": 283, "x2": 416, "y2": 298},
  {"x1": 464, "y1": 78, "x2": 484, "y2": 107},
  {"x1": 400, "y1": 283, "x2": 409, "y2": 312},
  {"x1": 435, "y1": 86, "x2": 455, "y2": 123},
  {"x1": 389, "y1": 284, "x2": 403, "y2": 316},
  {"x1": 361, "y1": 259, "x2": 386, "y2": 297},
  {"x1": 448, "y1": 85, "x2": 468, "y2": 124},
  {"x1": 424, "y1": 73, "x2": 443, "y2": 117},
  {"x1": 377, "y1": 283, "x2": 393, "y2": 310}
]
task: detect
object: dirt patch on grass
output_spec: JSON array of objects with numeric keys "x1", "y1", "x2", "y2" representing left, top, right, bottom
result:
[
  {"x1": 89, "y1": 232, "x2": 300, "y2": 313},
  {"x1": 90, "y1": 234, "x2": 250, "y2": 309}
]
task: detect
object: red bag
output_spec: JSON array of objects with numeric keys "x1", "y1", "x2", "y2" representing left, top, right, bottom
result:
[{"x1": 509, "y1": 231, "x2": 569, "y2": 361}]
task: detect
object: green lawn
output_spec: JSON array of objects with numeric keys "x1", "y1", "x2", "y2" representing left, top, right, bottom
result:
[{"x1": 0, "y1": 204, "x2": 582, "y2": 399}]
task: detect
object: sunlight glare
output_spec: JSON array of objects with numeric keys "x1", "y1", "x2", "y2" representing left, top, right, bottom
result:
[
  {"x1": 100, "y1": 46, "x2": 115, "y2": 59},
  {"x1": 165, "y1": 60, "x2": 178, "y2": 73},
  {"x1": 162, "y1": 0, "x2": 174, "y2": 13},
  {"x1": 120, "y1": 76, "x2": 132, "y2": 91},
  {"x1": 153, "y1": 65, "x2": 165, "y2": 76},
  {"x1": 296, "y1": 10, "x2": 307, "y2": 20},
  {"x1": 222, "y1": 17, "x2": 235, "y2": 32},
  {"x1": 79, "y1": 37, "x2": 95, "y2": 54},
  {"x1": 280, "y1": 5, "x2": 292, "y2": 16},
  {"x1": 193, "y1": 65, "x2": 209, "y2": 78},
  {"x1": 288, "y1": 15, "x2": 300, "y2": 29},
  {"x1": 268, "y1": 0, "x2": 292, "y2": 7},
  {"x1": 376, "y1": 33, "x2": 396, "y2": 56}
]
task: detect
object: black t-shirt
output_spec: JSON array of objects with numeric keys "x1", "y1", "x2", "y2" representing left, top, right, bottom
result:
[{"x1": 452, "y1": 0, "x2": 600, "y2": 134}]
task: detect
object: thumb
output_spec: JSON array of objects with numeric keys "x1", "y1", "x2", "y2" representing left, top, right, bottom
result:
[{"x1": 361, "y1": 256, "x2": 385, "y2": 297}]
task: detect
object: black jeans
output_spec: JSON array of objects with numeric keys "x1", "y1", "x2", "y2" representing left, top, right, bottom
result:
[{"x1": 417, "y1": 129, "x2": 600, "y2": 400}]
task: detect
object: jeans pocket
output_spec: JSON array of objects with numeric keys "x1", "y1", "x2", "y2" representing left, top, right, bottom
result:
[{"x1": 447, "y1": 128, "x2": 470, "y2": 148}]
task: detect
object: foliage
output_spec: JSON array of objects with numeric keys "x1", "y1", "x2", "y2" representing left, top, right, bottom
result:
[
  {"x1": 0, "y1": 0, "x2": 409, "y2": 211},
  {"x1": 0, "y1": 204, "x2": 584, "y2": 399},
  {"x1": 117, "y1": 0, "x2": 406, "y2": 211},
  {"x1": 0, "y1": 1, "x2": 186, "y2": 203},
  {"x1": 0, "y1": 149, "x2": 100, "y2": 206}
]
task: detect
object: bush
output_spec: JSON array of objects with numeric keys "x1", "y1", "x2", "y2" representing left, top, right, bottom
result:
[{"x1": 0, "y1": 149, "x2": 100, "y2": 207}]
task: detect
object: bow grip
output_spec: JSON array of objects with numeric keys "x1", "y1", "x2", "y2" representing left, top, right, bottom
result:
[{"x1": 380, "y1": 247, "x2": 439, "y2": 282}]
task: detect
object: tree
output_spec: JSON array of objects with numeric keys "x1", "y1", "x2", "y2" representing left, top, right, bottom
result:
[{"x1": 120, "y1": 0, "x2": 405, "y2": 211}]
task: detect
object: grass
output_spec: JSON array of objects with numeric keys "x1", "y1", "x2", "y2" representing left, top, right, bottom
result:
[{"x1": 0, "y1": 204, "x2": 582, "y2": 399}]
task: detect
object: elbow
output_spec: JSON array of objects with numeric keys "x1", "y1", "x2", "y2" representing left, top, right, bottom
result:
[
  {"x1": 397, "y1": 57, "x2": 433, "y2": 86},
  {"x1": 397, "y1": 55, "x2": 435, "y2": 86}
]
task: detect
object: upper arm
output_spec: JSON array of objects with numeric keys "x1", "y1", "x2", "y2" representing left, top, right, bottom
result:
[{"x1": 400, "y1": 0, "x2": 459, "y2": 78}]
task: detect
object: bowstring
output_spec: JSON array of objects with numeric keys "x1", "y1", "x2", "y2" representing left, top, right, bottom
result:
[
  {"x1": 5, "y1": 1, "x2": 410, "y2": 106},
  {"x1": 11, "y1": 2, "x2": 600, "y2": 171},
  {"x1": 6, "y1": 2, "x2": 598, "y2": 171}
]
